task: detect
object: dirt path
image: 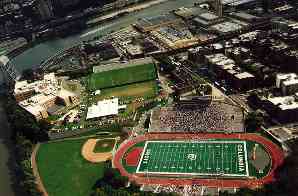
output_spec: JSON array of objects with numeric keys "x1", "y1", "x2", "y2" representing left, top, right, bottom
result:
[{"x1": 31, "y1": 143, "x2": 48, "y2": 196}]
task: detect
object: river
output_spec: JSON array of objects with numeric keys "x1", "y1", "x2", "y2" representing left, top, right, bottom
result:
[
  {"x1": 2, "y1": 0, "x2": 199, "y2": 195},
  {"x1": 0, "y1": 98, "x2": 17, "y2": 196},
  {"x1": 11, "y1": 0, "x2": 199, "y2": 72}
]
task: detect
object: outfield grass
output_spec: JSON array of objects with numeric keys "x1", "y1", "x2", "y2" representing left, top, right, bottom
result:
[
  {"x1": 36, "y1": 139, "x2": 107, "y2": 196},
  {"x1": 93, "y1": 139, "x2": 115, "y2": 153},
  {"x1": 88, "y1": 63, "x2": 156, "y2": 90},
  {"x1": 95, "y1": 81, "x2": 158, "y2": 101}
]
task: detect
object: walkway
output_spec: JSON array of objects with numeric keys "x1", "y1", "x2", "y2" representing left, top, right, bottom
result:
[{"x1": 31, "y1": 143, "x2": 48, "y2": 196}]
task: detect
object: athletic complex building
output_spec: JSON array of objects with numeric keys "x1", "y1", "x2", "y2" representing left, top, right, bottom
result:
[{"x1": 113, "y1": 133, "x2": 284, "y2": 189}]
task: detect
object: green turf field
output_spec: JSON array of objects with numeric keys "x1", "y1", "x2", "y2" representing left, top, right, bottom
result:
[
  {"x1": 95, "y1": 81, "x2": 158, "y2": 101},
  {"x1": 89, "y1": 63, "x2": 156, "y2": 90},
  {"x1": 136, "y1": 141, "x2": 249, "y2": 177},
  {"x1": 36, "y1": 139, "x2": 107, "y2": 196}
]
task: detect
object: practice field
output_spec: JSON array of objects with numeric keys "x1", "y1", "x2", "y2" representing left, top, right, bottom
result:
[
  {"x1": 136, "y1": 141, "x2": 249, "y2": 177},
  {"x1": 88, "y1": 63, "x2": 156, "y2": 90},
  {"x1": 96, "y1": 81, "x2": 158, "y2": 101}
]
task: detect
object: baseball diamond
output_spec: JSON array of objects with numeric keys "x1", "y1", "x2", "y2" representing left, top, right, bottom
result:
[{"x1": 136, "y1": 141, "x2": 249, "y2": 177}]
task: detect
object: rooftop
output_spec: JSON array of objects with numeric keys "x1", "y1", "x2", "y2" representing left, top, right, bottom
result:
[
  {"x1": 174, "y1": 6, "x2": 206, "y2": 19},
  {"x1": 276, "y1": 73, "x2": 298, "y2": 88},
  {"x1": 14, "y1": 73, "x2": 79, "y2": 119},
  {"x1": 222, "y1": 0, "x2": 256, "y2": 6},
  {"x1": 210, "y1": 21, "x2": 243, "y2": 34},
  {"x1": 283, "y1": 79, "x2": 298, "y2": 86},
  {"x1": 230, "y1": 12, "x2": 259, "y2": 22},
  {"x1": 14, "y1": 73, "x2": 58, "y2": 95},
  {"x1": 234, "y1": 72, "x2": 255, "y2": 79},
  {"x1": 268, "y1": 96, "x2": 298, "y2": 110},
  {"x1": 0, "y1": 55, "x2": 9, "y2": 65},
  {"x1": 199, "y1": 12, "x2": 219, "y2": 21},
  {"x1": 135, "y1": 13, "x2": 179, "y2": 29},
  {"x1": 86, "y1": 98, "x2": 124, "y2": 120}
]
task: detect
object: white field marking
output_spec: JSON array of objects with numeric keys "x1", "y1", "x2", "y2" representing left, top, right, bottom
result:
[
  {"x1": 146, "y1": 140, "x2": 247, "y2": 144},
  {"x1": 221, "y1": 143, "x2": 224, "y2": 173},
  {"x1": 136, "y1": 141, "x2": 149, "y2": 173},
  {"x1": 234, "y1": 144, "x2": 237, "y2": 174},
  {"x1": 212, "y1": 145, "x2": 215, "y2": 171},
  {"x1": 136, "y1": 170, "x2": 249, "y2": 177},
  {"x1": 244, "y1": 141, "x2": 249, "y2": 176}
]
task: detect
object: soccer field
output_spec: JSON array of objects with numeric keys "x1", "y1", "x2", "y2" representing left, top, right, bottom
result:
[{"x1": 136, "y1": 140, "x2": 249, "y2": 177}]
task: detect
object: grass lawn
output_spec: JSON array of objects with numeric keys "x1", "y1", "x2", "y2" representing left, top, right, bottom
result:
[
  {"x1": 36, "y1": 139, "x2": 107, "y2": 196},
  {"x1": 88, "y1": 63, "x2": 156, "y2": 90},
  {"x1": 93, "y1": 139, "x2": 115, "y2": 153},
  {"x1": 95, "y1": 81, "x2": 158, "y2": 101}
]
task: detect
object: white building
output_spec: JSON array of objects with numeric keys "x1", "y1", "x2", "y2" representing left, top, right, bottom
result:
[
  {"x1": 276, "y1": 73, "x2": 298, "y2": 95},
  {"x1": 14, "y1": 73, "x2": 79, "y2": 120},
  {"x1": 86, "y1": 98, "x2": 126, "y2": 120}
]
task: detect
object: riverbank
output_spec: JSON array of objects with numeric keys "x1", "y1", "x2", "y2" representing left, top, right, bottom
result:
[
  {"x1": 11, "y1": 0, "x2": 198, "y2": 75},
  {"x1": 0, "y1": 98, "x2": 17, "y2": 196},
  {"x1": 85, "y1": 0, "x2": 169, "y2": 29}
]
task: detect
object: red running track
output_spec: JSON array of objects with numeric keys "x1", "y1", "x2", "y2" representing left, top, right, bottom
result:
[
  {"x1": 113, "y1": 133, "x2": 284, "y2": 188},
  {"x1": 125, "y1": 147, "x2": 144, "y2": 166}
]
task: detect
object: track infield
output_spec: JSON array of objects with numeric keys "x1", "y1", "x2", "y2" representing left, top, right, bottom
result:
[{"x1": 136, "y1": 140, "x2": 249, "y2": 177}]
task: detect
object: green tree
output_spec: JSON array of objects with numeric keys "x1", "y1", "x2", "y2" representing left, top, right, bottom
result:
[{"x1": 245, "y1": 111, "x2": 264, "y2": 132}]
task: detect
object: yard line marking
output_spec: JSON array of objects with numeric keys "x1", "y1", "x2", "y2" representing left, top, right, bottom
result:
[
  {"x1": 221, "y1": 143, "x2": 224, "y2": 173},
  {"x1": 234, "y1": 144, "x2": 237, "y2": 174},
  {"x1": 244, "y1": 141, "x2": 249, "y2": 176}
]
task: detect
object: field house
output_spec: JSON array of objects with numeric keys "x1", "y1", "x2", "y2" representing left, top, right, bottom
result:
[{"x1": 113, "y1": 133, "x2": 284, "y2": 188}]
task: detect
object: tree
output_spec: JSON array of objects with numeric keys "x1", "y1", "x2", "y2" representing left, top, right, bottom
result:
[
  {"x1": 92, "y1": 167, "x2": 178, "y2": 195},
  {"x1": 245, "y1": 111, "x2": 264, "y2": 132},
  {"x1": 92, "y1": 188, "x2": 107, "y2": 196},
  {"x1": 262, "y1": 0, "x2": 272, "y2": 13},
  {"x1": 5, "y1": 96, "x2": 49, "y2": 142},
  {"x1": 22, "y1": 69, "x2": 35, "y2": 81}
]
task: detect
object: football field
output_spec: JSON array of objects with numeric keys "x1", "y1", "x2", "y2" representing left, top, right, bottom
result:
[{"x1": 136, "y1": 140, "x2": 249, "y2": 177}]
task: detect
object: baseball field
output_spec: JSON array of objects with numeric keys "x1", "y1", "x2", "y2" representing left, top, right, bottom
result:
[{"x1": 36, "y1": 138, "x2": 109, "y2": 196}]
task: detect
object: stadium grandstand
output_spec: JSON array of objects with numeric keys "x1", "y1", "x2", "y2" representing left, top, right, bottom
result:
[{"x1": 149, "y1": 100, "x2": 244, "y2": 132}]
